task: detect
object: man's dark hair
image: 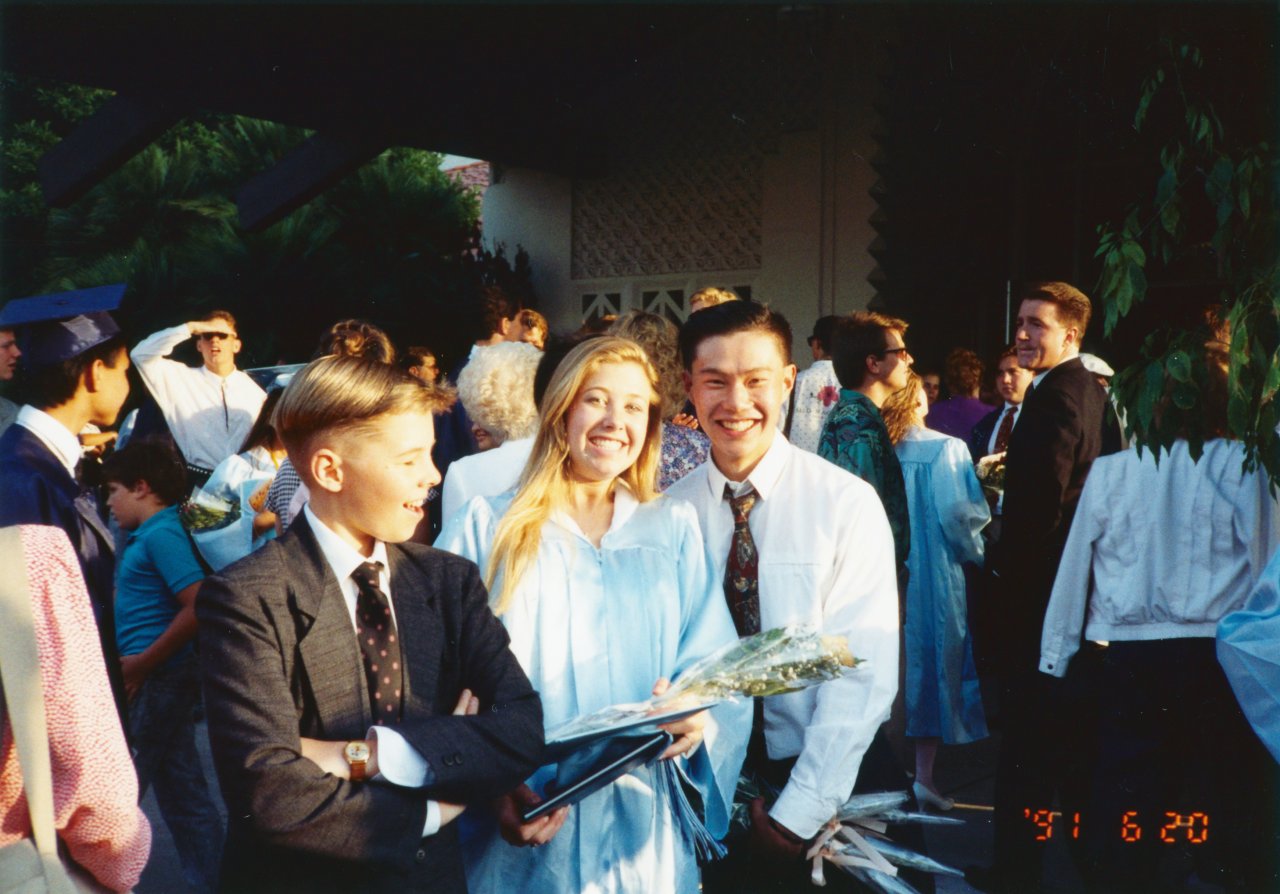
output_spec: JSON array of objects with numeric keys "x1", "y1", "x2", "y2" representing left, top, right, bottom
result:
[
  {"x1": 100, "y1": 440, "x2": 188, "y2": 506},
  {"x1": 678, "y1": 301, "x2": 793, "y2": 370},
  {"x1": 1022, "y1": 281, "x2": 1092, "y2": 334},
  {"x1": 19, "y1": 336, "x2": 127, "y2": 409},
  {"x1": 830, "y1": 312, "x2": 908, "y2": 390},
  {"x1": 479, "y1": 286, "x2": 516, "y2": 340},
  {"x1": 810, "y1": 315, "x2": 840, "y2": 355}
]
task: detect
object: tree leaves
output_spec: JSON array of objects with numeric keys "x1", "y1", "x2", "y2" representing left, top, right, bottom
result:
[{"x1": 1095, "y1": 39, "x2": 1280, "y2": 487}]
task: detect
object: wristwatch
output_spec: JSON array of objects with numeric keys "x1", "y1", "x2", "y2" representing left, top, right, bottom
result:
[{"x1": 344, "y1": 740, "x2": 371, "y2": 781}]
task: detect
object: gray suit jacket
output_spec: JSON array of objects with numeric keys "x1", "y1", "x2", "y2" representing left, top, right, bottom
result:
[{"x1": 197, "y1": 516, "x2": 542, "y2": 893}]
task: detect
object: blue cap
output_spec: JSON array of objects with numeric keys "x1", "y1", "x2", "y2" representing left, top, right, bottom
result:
[{"x1": 0, "y1": 284, "x2": 126, "y2": 367}]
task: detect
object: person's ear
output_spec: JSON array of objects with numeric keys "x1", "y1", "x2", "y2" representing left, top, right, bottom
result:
[
  {"x1": 682, "y1": 369, "x2": 694, "y2": 394},
  {"x1": 85, "y1": 358, "x2": 109, "y2": 393},
  {"x1": 782, "y1": 363, "x2": 797, "y2": 394},
  {"x1": 310, "y1": 448, "x2": 343, "y2": 494}
]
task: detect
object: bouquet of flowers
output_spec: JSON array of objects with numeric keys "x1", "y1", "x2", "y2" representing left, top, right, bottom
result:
[
  {"x1": 178, "y1": 486, "x2": 241, "y2": 533},
  {"x1": 975, "y1": 450, "x2": 1007, "y2": 508},
  {"x1": 650, "y1": 624, "x2": 860, "y2": 707}
]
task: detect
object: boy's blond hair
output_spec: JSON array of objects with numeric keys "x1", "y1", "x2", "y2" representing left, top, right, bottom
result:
[{"x1": 273, "y1": 355, "x2": 454, "y2": 480}]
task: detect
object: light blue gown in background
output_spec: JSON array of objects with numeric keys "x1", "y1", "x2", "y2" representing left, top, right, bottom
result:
[
  {"x1": 895, "y1": 426, "x2": 990, "y2": 743},
  {"x1": 437, "y1": 486, "x2": 750, "y2": 894},
  {"x1": 1218, "y1": 544, "x2": 1280, "y2": 764}
]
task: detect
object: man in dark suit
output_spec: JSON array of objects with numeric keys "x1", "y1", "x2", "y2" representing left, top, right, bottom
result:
[
  {"x1": 966, "y1": 345, "x2": 1033, "y2": 464},
  {"x1": 198, "y1": 355, "x2": 542, "y2": 893},
  {"x1": 0, "y1": 285, "x2": 132, "y2": 715},
  {"x1": 976, "y1": 282, "x2": 1116, "y2": 893}
]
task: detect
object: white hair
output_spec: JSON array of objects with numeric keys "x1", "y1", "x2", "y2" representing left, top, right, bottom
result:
[{"x1": 456, "y1": 341, "x2": 542, "y2": 444}]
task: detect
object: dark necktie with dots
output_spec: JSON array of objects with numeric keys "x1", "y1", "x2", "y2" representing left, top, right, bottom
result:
[
  {"x1": 350, "y1": 561, "x2": 403, "y2": 725},
  {"x1": 723, "y1": 484, "x2": 762, "y2": 637}
]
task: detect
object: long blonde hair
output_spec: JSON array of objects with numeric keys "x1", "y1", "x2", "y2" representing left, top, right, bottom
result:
[
  {"x1": 485, "y1": 337, "x2": 662, "y2": 613},
  {"x1": 881, "y1": 370, "x2": 925, "y2": 446}
]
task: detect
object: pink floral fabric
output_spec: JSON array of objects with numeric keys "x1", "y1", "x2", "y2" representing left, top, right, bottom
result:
[{"x1": 0, "y1": 525, "x2": 151, "y2": 891}]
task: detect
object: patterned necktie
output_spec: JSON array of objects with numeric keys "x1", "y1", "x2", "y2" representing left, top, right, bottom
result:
[
  {"x1": 993, "y1": 405, "x2": 1017, "y2": 454},
  {"x1": 723, "y1": 485, "x2": 762, "y2": 637},
  {"x1": 350, "y1": 561, "x2": 403, "y2": 725}
]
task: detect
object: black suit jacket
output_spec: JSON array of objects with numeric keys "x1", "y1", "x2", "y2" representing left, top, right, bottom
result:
[
  {"x1": 992, "y1": 357, "x2": 1116, "y2": 664},
  {"x1": 197, "y1": 516, "x2": 543, "y2": 893},
  {"x1": 967, "y1": 406, "x2": 1002, "y2": 463}
]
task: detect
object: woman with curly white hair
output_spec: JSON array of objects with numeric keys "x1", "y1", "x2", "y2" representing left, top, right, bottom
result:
[{"x1": 441, "y1": 340, "x2": 543, "y2": 524}]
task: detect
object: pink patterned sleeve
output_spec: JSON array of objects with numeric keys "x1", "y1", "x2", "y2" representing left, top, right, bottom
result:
[{"x1": 0, "y1": 525, "x2": 152, "y2": 891}]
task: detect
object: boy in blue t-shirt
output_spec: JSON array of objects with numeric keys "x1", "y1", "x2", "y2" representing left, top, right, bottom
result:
[{"x1": 103, "y1": 441, "x2": 225, "y2": 894}]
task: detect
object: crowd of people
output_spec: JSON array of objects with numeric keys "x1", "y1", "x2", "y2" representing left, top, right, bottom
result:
[{"x1": 0, "y1": 279, "x2": 1277, "y2": 894}]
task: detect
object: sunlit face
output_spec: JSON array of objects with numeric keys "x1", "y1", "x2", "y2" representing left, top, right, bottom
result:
[
  {"x1": 685, "y1": 330, "x2": 796, "y2": 481},
  {"x1": 1015, "y1": 299, "x2": 1077, "y2": 373},
  {"x1": 509, "y1": 319, "x2": 546, "y2": 350},
  {"x1": 922, "y1": 373, "x2": 941, "y2": 405},
  {"x1": 315, "y1": 410, "x2": 440, "y2": 554},
  {"x1": 995, "y1": 354, "x2": 1034, "y2": 405},
  {"x1": 105, "y1": 481, "x2": 150, "y2": 531},
  {"x1": 90, "y1": 348, "x2": 131, "y2": 427},
  {"x1": 0, "y1": 329, "x2": 21, "y2": 381},
  {"x1": 408, "y1": 357, "x2": 439, "y2": 384},
  {"x1": 565, "y1": 361, "x2": 651, "y2": 485},
  {"x1": 196, "y1": 325, "x2": 241, "y2": 377},
  {"x1": 870, "y1": 329, "x2": 913, "y2": 392}
]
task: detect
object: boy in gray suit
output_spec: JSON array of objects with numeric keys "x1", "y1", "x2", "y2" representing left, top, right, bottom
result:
[{"x1": 197, "y1": 355, "x2": 543, "y2": 893}]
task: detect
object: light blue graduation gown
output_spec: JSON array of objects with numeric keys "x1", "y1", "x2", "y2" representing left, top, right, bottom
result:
[
  {"x1": 437, "y1": 487, "x2": 750, "y2": 894},
  {"x1": 1218, "y1": 545, "x2": 1280, "y2": 764},
  {"x1": 895, "y1": 427, "x2": 990, "y2": 743}
]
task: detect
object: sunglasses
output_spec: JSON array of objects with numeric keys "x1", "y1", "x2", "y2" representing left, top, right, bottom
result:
[{"x1": 198, "y1": 332, "x2": 235, "y2": 342}]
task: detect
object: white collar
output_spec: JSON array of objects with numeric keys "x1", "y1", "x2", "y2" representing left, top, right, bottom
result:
[
  {"x1": 15, "y1": 405, "x2": 82, "y2": 477},
  {"x1": 199, "y1": 365, "x2": 238, "y2": 386},
  {"x1": 304, "y1": 504, "x2": 391, "y2": 588},
  {"x1": 550, "y1": 480, "x2": 641, "y2": 542},
  {"x1": 704, "y1": 431, "x2": 790, "y2": 502}
]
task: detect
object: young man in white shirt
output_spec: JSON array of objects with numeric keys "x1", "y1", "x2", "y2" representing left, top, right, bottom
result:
[
  {"x1": 131, "y1": 309, "x2": 266, "y2": 484},
  {"x1": 667, "y1": 300, "x2": 903, "y2": 891}
]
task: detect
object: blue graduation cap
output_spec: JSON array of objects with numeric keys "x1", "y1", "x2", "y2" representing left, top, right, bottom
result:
[{"x1": 0, "y1": 284, "x2": 126, "y2": 367}]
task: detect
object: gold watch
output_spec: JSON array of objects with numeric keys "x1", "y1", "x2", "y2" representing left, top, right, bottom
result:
[{"x1": 344, "y1": 740, "x2": 371, "y2": 781}]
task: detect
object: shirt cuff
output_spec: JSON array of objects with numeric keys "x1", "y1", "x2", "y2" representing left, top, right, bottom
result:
[
  {"x1": 422, "y1": 800, "x2": 441, "y2": 837},
  {"x1": 368, "y1": 726, "x2": 435, "y2": 788}
]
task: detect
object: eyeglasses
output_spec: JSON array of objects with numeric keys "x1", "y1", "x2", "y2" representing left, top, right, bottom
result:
[
  {"x1": 198, "y1": 332, "x2": 235, "y2": 342},
  {"x1": 879, "y1": 346, "x2": 910, "y2": 357}
]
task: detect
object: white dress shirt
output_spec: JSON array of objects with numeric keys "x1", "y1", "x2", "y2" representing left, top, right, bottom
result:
[
  {"x1": 0, "y1": 396, "x2": 18, "y2": 438},
  {"x1": 302, "y1": 505, "x2": 441, "y2": 836},
  {"x1": 440, "y1": 436, "x2": 534, "y2": 528},
  {"x1": 666, "y1": 435, "x2": 900, "y2": 838},
  {"x1": 1040, "y1": 441, "x2": 1280, "y2": 677},
  {"x1": 131, "y1": 324, "x2": 266, "y2": 470},
  {"x1": 15, "y1": 405, "x2": 82, "y2": 477}
]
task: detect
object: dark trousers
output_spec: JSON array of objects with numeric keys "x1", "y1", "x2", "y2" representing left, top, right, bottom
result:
[
  {"x1": 1079, "y1": 639, "x2": 1276, "y2": 894},
  {"x1": 702, "y1": 727, "x2": 935, "y2": 894},
  {"x1": 991, "y1": 645, "x2": 1099, "y2": 892}
]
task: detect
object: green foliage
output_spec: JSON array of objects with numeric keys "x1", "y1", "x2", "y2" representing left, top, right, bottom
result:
[
  {"x1": 1096, "y1": 39, "x2": 1280, "y2": 487},
  {"x1": 0, "y1": 72, "x2": 523, "y2": 371}
]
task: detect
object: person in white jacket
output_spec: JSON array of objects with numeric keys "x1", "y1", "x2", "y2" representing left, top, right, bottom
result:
[
  {"x1": 131, "y1": 311, "x2": 265, "y2": 485},
  {"x1": 1039, "y1": 338, "x2": 1279, "y2": 893}
]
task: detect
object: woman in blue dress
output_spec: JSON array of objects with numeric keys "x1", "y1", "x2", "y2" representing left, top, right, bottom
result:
[
  {"x1": 438, "y1": 336, "x2": 749, "y2": 894},
  {"x1": 881, "y1": 371, "x2": 990, "y2": 810}
]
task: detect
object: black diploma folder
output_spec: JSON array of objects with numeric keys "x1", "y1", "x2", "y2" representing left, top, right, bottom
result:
[{"x1": 520, "y1": 730, "x2": 673, "y2": 822}]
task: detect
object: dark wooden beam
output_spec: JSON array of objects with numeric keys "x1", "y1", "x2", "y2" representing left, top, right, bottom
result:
[
  {"x1": 236, "y1": 133, "x2": 385, "y2": 232},
  {"x1": 38, "y1": 94, "x2": 180, "y2": 207}
]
